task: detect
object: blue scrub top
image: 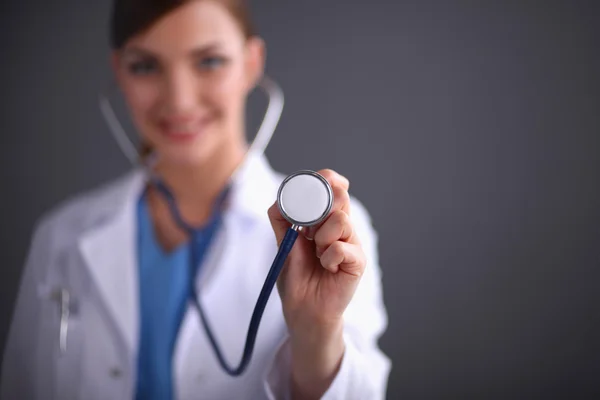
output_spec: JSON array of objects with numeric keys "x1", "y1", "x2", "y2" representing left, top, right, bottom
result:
[{"x1": 134, "y1": 190, "x2": 221, "y2": 400}]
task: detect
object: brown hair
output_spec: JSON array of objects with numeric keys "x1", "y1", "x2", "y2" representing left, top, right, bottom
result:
[
  {"x1": 109, "y1": 0, "x2": 256, "y2": 49},
  {"x1": 108, "y1": 0, "x2": 257, "y2": 158}
]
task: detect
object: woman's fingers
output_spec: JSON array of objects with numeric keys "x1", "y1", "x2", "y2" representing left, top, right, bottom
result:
[
  {"x1": 314, "y1": 210, "x2": 354, "y2": 257},
  {"x1": 319, "y1": 169, "x2": 350, "y2": 214},
  {"x1": 319, "y1": 241, "x2": 365, "y2": 277},
  {"x1": 302, "y1": 169, "x2": 351, "y2": 241},
  {"x1": 318, "y1": 169, "x2": 350, "y2": 192},
  {"x1": 313, "y1": 207, "x2": 365, "y2": 276}
]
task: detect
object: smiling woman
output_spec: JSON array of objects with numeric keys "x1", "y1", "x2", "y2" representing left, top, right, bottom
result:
[{"x1": 0, "y1": 1, "x2": 391, "y2": 399}]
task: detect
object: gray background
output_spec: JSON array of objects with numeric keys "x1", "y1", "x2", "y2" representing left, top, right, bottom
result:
[{"x1": 2, "y1": 1, "x2": 600, "y2": 398}]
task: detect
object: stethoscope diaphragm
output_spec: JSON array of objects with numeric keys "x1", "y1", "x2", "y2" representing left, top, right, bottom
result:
[{"x1": 277, "y1": 170, "x2": 333, "y2": 227}]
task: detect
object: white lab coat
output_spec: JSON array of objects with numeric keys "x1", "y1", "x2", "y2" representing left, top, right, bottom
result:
[{"x1": 1, "y1": 153, "x2": 391, "y2": 400}]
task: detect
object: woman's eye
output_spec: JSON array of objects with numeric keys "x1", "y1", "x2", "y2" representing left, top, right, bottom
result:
[
  {"x1": 128, "y1": 60, "x2": 158, "y2": 75},
  {"x1": 197, "y1": 56, "x2": 226, "y2": 70}
]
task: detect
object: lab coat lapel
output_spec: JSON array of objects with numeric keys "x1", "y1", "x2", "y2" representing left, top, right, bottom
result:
[
  {"x1": 77, "y1": 169, "x2": 147, "y2": 362},
  {"x1": 73, "y1": 155, "x2": 281, "y2": 392},
  {"x1": 200, "y1": 152, "x2": 282, "y2": 295}
]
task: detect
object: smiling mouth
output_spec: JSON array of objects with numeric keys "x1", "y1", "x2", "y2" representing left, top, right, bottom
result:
[{"x1": 158, "y1": 117, "x2": 213, "y2": 142}]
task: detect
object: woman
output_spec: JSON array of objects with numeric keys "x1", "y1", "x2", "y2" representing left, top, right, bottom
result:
[{"x1": 1, "y1": 0, "x2": 391, "y2": 399}]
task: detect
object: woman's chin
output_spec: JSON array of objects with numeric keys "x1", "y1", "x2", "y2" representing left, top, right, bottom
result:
[{"x1": 153, "y1": 144, "x2": 214, "y2": 168}]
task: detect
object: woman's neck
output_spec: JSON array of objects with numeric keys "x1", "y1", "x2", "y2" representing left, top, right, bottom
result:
[{"x1": 150, "y1": 139, "x2": 247, "y2": 226}]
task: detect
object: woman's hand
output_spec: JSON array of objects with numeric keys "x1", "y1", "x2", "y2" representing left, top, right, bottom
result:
[{"x1": 267, "y1": 169, "x2": 367, "y2": 399}]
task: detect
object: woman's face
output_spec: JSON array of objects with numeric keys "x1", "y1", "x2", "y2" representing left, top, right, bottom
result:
[{"x1": 112, "y1": 0, "x2": 264, "y2": 166}]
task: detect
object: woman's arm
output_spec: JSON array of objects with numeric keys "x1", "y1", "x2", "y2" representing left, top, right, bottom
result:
[{"x1": 265, "y1": 170, "x2": 391, "y2": 399}]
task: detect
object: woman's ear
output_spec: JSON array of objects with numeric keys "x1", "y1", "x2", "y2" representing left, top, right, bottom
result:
[{"x1": 244, "y1": 36, "x2": 266, "y2": 90}]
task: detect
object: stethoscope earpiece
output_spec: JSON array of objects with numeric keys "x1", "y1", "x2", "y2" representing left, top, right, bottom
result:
[{"x1": 277, "y1": 170, "x2": 333, "y2": 228}]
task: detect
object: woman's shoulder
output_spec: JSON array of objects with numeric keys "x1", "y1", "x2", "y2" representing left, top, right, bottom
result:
[{"x1": 31, "y1": 168, "x2": 144, "y2": 246}]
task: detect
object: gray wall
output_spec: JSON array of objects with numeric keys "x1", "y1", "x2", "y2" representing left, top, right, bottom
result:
[{"x1": 2, "y1": 1, "x2": 600, "y2": 398}]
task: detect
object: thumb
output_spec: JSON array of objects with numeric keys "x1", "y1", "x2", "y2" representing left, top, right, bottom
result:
[{"x1": 267, "y1": 201, "x2": 291, "y2": 245}]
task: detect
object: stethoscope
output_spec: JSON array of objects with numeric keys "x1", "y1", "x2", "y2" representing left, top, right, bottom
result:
[{"x1": 96, "y1": 75, "x2": 335, "y2": 376}]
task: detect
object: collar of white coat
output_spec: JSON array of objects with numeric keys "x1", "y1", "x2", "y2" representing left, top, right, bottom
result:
[
  {"x1": 76, "y1": 152, "x2": 281, "y2": 367},
  {"x1": 225, "y1": 150, "x2": 282, "y2": 221},
  {"x1": 101, "y1": 151, "x2": 280, "y2": 223}
]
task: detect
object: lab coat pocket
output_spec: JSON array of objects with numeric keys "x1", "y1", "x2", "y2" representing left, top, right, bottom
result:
[
  {"x1": 37, "y1": 256, "x2": 85, "y2": 400},
  {"x1": 55, "y1": 290, "x2": 84, "y2": 400},
  {"x1": 38, "y1": 284, "x2": 83, "y2": 400}
]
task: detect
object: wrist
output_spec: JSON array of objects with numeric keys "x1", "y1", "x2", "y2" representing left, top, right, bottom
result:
[
  {"x1": 289, "y1": 316, "x2": 343, "y2": 348},
  {"x1": 289, "y1": 319, "x2": 345, "y2": 399}
]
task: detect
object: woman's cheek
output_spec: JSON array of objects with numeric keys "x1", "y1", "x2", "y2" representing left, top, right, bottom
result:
[
  {"x1": 124, "y1": 81, "x2": 162, "y2": 136},
  {"x1": 130, "y1": 81, "x2": 161, "y2": 113},
  {"x1": 204, "y1": 72, "x2": 244, "y2": 125}
]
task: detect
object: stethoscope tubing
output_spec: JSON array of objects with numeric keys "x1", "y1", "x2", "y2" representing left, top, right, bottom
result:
[{"x1": 97, "y1": 75, "x2": 288, "y2": 375}]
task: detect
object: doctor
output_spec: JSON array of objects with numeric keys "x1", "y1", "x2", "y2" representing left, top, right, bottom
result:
[{"x1": 1, "y1": 0, "x2": 391, "y2": 399}]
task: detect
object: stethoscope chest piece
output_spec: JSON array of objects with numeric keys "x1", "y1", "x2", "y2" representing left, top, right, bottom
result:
[{"x1": 277, "y1": 170, "x2": 333, "y2": 227}]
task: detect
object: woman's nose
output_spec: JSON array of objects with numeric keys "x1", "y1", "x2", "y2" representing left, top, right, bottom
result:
[{"x1": 163, "y1": 69, "x2": 199, "y2": 114}]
